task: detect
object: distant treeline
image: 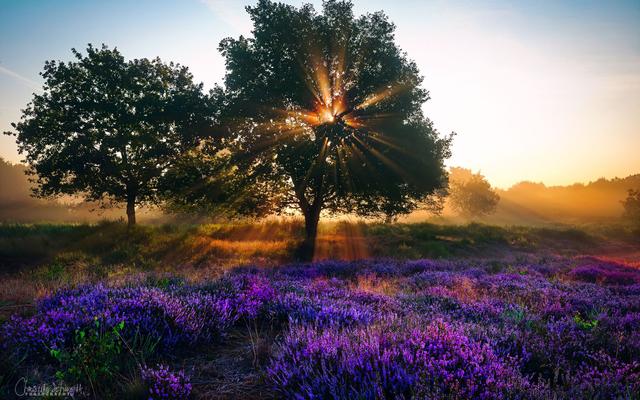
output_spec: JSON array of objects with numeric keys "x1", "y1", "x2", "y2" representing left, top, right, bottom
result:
[
  {"x1": 492, "y1": 177, "x2": 640, "y2": 224},
  {"x1": 1, "y1": 157, "x2": 636, "y2": 225},
  {"x1": 408, "y1": 173, "x2": 639, "y2": 225}
]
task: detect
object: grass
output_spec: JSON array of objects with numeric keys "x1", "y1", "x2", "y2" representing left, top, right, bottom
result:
[
  {"x1": 0, "y1": 219, "x2": 636, "y2": 310},
  {"x1": 0, "y1": 219, "x2": 633, "y2": 266}
]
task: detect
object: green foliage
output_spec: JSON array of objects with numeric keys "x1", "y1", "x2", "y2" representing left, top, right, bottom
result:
[
  {"x1": 364, "y1": 222, "x2": 511, "y2": 257},
  {"x1": 46, "y1": 319, "x2": 159, "y2": 398},
  {"x1": 503, "y1": 306, "x2": 527, "y2": 324},
  {"x1": 145, "y1": 275, "x2": 185, "y2": 289},
  {"x1": 4, "y1": 44, "x2": 212, "y2": 225},
  {"x1": 622, "y1": 189, "x2": 640, "y2": 230},
  {"x1": 160, "y1": 148, "x2": 281, "y2": 218},
  {"x1": 50, "y1": 320, "x2": 125, "y2": 393},
  {"x1": 573, "y1": 313, "x2": 599, "y2": 331}
]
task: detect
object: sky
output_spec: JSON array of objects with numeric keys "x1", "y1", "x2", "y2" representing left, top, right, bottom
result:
[{"x1": 1, "y1": 0, "x2": 638, "y2": 188}]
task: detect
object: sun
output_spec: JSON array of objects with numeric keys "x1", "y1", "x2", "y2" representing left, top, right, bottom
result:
[
  {"x1": 252, "y1": 38, "x2": 415, "y2": 180},
  {"x1": 317, "y1": 106, "x2": 335, "y2": 124}
]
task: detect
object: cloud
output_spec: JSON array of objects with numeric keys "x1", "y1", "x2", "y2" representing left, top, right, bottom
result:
[
  {"x1": 200, "y1": 0, "x2": 252, "y2": 34},
  {"x1": 0, "y1": 64, "x2": 40, "y2": 90}
]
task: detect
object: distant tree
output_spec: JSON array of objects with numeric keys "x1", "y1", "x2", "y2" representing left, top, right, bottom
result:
[
  {"x1": 622, "y1": 189, "x2": 640, "y2": 229},
  {"x1": 448, "y1": 167, "x2": 500, "y2": 219},
  {"x1": 0, "y1": 157, "x2": 33, "y2": 205},
  {"x1": 4, "y1": 45, "x2": 211, "y2": 226},
  {"x1": 216, "y1": 0, "x2": 452, "y2": 258}
]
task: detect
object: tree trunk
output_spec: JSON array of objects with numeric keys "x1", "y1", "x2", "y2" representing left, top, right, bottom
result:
[
  {"x1": 126, "y1": 197, "x2": 136, "y2": 227},
  {"x1": 292, "y1": 170, "x2": 325, "y2": 261},
  {"x1": 297, "y1": 207, "x2": 321, "y2": 261}
]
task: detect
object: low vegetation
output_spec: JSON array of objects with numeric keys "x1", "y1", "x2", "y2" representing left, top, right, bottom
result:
[
  {"x1": 1, "y1": 245, "x2": 639, "y2": 398},
  {"x1": 0, "y1": 219, "x2": 638, "y2": 398},
  {"x1": 0, "y1": 0, "x2": 637, "y2": 398},
  {"x1": 0, "y1": 220, "x2": 634, "y2": 297}
]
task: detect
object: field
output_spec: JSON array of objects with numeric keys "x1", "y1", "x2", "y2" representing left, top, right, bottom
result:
[{"x1": 0, "y1": 221, "x2": 639, "y2": 399}]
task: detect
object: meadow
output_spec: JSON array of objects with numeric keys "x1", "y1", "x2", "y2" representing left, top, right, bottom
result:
[{"x1": 0, "y1": 221, "x2": 639, "y2": 399}]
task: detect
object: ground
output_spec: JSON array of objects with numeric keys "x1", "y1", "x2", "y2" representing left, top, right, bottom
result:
[{"x1": 0, "y1": 221, "x2": 638, "y2": 399}]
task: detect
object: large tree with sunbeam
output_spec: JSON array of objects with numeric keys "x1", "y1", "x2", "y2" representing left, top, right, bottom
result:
[{"x1": 216, "y1": 0, "x2": 452, "y2": 258}]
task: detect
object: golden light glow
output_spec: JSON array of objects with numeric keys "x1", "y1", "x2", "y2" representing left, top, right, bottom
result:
[
  {"x1": 318, "y1": 106, "x2": 335, "y2": 124},
  {"x1": 356, "y1": 82, "x2": 410, "y2": 110},
  {"x1": 285, "y1": 39, "x2": 412, "y2": 134},
  {"x1": 235, "y1": 33, "x2": 422, "y2": 262},
  {"x1": 313, "y1": 221, "x2": 369, "y2": 261}
]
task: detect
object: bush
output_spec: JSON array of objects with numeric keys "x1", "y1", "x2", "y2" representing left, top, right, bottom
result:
[
  {"x1": 50, "y1": 320, "x2": 125, "y2": 393},
  {"x1": 141, "y1": 364, "x2": 192, "y2": 400}
]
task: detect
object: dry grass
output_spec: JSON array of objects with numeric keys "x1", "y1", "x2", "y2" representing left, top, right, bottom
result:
[
  {"x1": 350, "y1": 273, "x2": 400, "y2": 296},
  {"x1": 183, "y1": 237, "x2": 292, "y2": 264},
  {"x1": 182, "y1": 326, "x2": 278, "y2": 400},
  {"x1": 314, "y1": 222, "x2": 369, "y2": 261}
]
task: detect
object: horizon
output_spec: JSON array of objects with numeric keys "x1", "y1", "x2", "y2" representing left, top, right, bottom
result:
[
  {"x1": 1, "y1": 153, "x2": 637, "y2": 192},
  {"x1": 1, "y1": 0, "x2": 639, "y2": 188}
]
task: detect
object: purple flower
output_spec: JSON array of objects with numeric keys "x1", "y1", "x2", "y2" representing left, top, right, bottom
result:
[
  {"x1": 2, "y1": 257, "x2": 639, "y2": 399},
  {"x1": 141, "y1": 364, "x2": 192, "y2": 400}
]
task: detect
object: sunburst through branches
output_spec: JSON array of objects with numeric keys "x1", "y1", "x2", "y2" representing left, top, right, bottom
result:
[
  {"x1": 210, "y1": 1, "x2": 452, "y2": 260},
  {"x1": 254, "y1": 39, "x2": 416, "y2": 184}
]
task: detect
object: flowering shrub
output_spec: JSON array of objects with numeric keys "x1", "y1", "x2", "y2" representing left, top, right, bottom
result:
[
  {"x1": 268, "y1": 319, "x2": 532, "y2": 399},
  {"x1": 567, "y1": 258, "x2": 640, "y2": 285},
  {"x1": 1, "y1": 285, "x2": 239, "y2": 358},
  {"x1": 141, "y1": 364, "x2": 192, "y2": 400},
  {"x1": 2, "y1": 256, "x2": 639, "y2": 398}
]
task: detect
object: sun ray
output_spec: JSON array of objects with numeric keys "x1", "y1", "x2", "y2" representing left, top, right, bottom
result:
[
  {"x1": 352, "y1": 135, "x2": 408, "y2": 180},
  {"x1": 243, "y1": 125, "x2": 308, "y2": 156},
  {"x1": 355, "y1": 82, "x2": 412, "y2": 111},
  {"x1": 348, "y1": 141, "x2": 383, "y2": 181},
  {"x1": 367, "y1": 131, "x2": 411, "y2": 154},
  {"x1": 330, "y1": 39, "x2": 348, "y2": 116},
  {"x1": 307, "y1": 45, "x2": 333, "y2": 108},
  {"x1": 219, "y1": 32, "x2": 422, "y2": 202},
  {"x1": 301, "y1": 137, "x2": 330, "y2": 188}
]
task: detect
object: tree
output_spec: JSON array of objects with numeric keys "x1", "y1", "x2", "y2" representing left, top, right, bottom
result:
[
  {"x1": 216, "y1": 0, "x2": 452, "y2": 258},
  {"x1": 622, "y1": 189, "x2": 640, "y2": 230},
  {"x1": 448, "y1": 167, "x2": 500, "y2": 219},
  {"x1": 4, "y1": 45, "x2": 211, "y2": 226}
]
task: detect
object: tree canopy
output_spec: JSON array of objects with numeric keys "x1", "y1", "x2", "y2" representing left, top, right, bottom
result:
[
  {"x1": 214, "y1": 0, "x2": 452, "y2": 257},
  {"x1": 448, "y1": 167, "x2": 500, "y2": 219},
  {"x1": 5, "y1": 45, "x2": 212, "y2": 225}
]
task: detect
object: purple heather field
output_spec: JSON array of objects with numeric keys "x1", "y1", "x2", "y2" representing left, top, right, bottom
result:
[{"x1": 2, "y1": 253, "x2": 639, "y2": 399}]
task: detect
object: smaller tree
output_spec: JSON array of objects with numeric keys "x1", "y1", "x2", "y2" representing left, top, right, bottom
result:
[
  {"x1": 448, "y1": 167, "x2": 500, "y2": 219},
  {"x1": 5, "y1": 45, "x2": 211, "y2": 226},
  {"x1": 622, "y1": 189, "x2": 640, "y2": 231}
]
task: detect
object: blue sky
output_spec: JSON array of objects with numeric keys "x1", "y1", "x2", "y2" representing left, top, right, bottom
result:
[{"x1": 1, "y1": 0, "x2": 639, "y2": 187}]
